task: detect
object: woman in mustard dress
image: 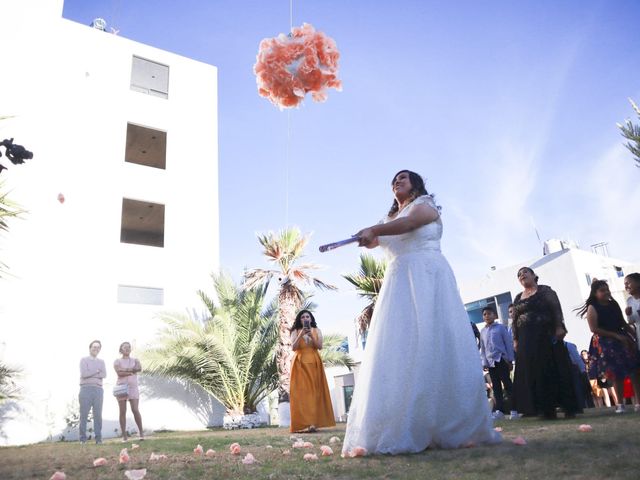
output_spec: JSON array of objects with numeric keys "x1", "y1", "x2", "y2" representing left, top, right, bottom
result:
[{"x1": 289, "y1": 310, "x2": 336, "y2": 433}]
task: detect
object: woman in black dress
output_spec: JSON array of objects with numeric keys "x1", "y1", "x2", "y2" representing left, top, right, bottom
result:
[
  {"x1": 512, "y1": 267, "x2": 578, "y2": 419},
  {"x1": 579, "y1": 280, "x2": 640, "y2": 413}
]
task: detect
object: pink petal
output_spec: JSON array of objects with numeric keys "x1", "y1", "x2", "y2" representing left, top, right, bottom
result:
[
  {"x1": 49, "y1": 472, "x2": 66, "y2": 480},
  {"x1": 329, "y1": 436, "x2": 341, "y2": 444},
  {"x1": 292, "y1": 440, "x2": 305, "y2": 449},
  {"x1": 194, "y1": 444, "x2": 204, "y2": 455},
  {"x1": 124, "y1": 468, "x2": 147, "y2": 480},
  {"x1": 149, "y1": 452, "x2": 167, "y2": 461},
  {"x1": 320, "y1": 445, "x2": 334, "y2": 456},
  {"x1": 494, "y1": 427, "x2": 503, "y2": 432},
  {"x1": 350, "y1": 446, "x2": 367, "y2": 457},
  {"x1": 578, "y1": 424, "x2": 593, "y2": 432},
  {"x1": 512, "y1": 436, "x2": 527, "y2": 446},
  {"x1": 242, "y1": 453, "x2": 257, "y2": 465},
  {"x1": 205, "y1": 449, "x2": 216, "y2": 457},
  {"x1": 119, "y1": 452, "x2": 130, "y2": 464},
  {"x1": 93, "y1": 457, "x2": 108, "y2": 467},
  {"x1": 302, "y1": 441, "x2": 314, "y2": 448},
  {"x1": 131, "y1": 443, "x2": 140, "y2": 450},
  {"x1": 265, "y1": 445, "x2": 273, "y2": 449},
  {"x1": 303, "y1": 453, "x2": 319, "y2": 461}
]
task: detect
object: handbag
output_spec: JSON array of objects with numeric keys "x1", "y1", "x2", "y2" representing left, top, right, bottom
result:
[{"x1": 112, "y1": 383, "x2": 129, "y2": 398}]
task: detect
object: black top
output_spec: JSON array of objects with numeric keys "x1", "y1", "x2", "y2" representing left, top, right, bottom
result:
[
  {"x1": 512, "y1": 285, "x2": 565, "y2": 341},
  {"x1": 592, "y1": 301, "x2": 627, "y2": 333}
]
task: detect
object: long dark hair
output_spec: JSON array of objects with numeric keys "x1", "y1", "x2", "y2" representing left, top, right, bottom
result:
[
  {"x1": 388, "y1": 170, "x2": 438, "y2": 217},
  {"x1": 574, "y1": 279, "x2": 617, "y2": 318},
  {"x1": 289, "y1": 309, "x2": 318, "y2": 332}
]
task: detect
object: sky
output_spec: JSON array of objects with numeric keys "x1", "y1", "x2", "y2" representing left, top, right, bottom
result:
[{"x1": 62, "y1": 0, "x2": 640, "y2": 338}]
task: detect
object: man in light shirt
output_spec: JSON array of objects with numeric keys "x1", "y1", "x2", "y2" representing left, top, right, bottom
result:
[
  {"x1": 79, "y1": 340, "x2": 106, "y2": 444},
  {"x1": 480, "y1": 306, "x2": 516, "y2": 419}
]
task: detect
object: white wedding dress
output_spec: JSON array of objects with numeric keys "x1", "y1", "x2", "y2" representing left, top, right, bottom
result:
[{"x1": 342, "y1": 195, "x2": 501, "y2": 455}]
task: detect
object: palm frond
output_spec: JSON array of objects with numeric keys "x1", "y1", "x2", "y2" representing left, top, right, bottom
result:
[{"x1": 319, "y1": 334, "x2": 355, "y2": 369}]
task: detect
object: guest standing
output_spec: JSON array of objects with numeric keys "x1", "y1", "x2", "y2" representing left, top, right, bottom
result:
[
  {"x1": 289, "y1": 310, "x2": 336, "y2": 433},
  {"x1": 578, "y1": 280, "x2": 640, "y2": 413},
  {"x1": 625, "y1": 273, "x2": 640, "y2": 349},
  {"x1": 512, "y1": 267, "x2": 578, "y2": 419},
  {"x1": 114, "y1": 342, "x2": 144, "y2": 441},
  {"x1": 564, "y1": 337, "x2": 595, "y2": 409},
  {"x1": 479, "y1": 306, "x2": 515, "y2": 418},
  {"x1": 79, "y1": 340, "x2": 106, "y2": 444}
]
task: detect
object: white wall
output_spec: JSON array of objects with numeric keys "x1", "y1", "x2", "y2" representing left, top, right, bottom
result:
[{"x1": 0, "y1": 0, "x2": 220, "y2": 445}]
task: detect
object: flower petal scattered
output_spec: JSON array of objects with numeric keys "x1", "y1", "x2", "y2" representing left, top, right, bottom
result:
[
  {"x1": 205, "y1": 449, "x2": 216, "y2": 457},
  {"x1": 193, "y1": 444, "x2": 204, "y2": 455},
  {"x1": 131, "y1": 443, "x2": 140, "y2": 450},
  {"x1": 329, "y1": 436, "x2": 341, "y2": 444},
  {"x1": 578, "y1": 424, "x2": 593, "y2": 432},
  {"x1": 119, "y1": 448, "x2": 130, "y2": 464},
  {"x1": 512, "y1": 436, "x2": 527, "y2": 446},
  {"x1": 350, "y1": 446, "x2": 367, "y2": 457},
  {"x1": 229, "y1": 442, "x2": 242, "y2": 455},
  {"x1": 320, "y1": 445, "x2": 334, "y2": 456},
  {"x1": 49, "y1": 472, "x2": 66, "y2": 480},
  {"x1": 494, "y1": 426, "x2": 503, "y2": 432},
  {"x1": 242, "y1": 453, "x2": 257, "y2": 465},
  {"x1": 93, "y1": 457, "x2": 108, "y2": 467},
  {"x1": 303, "y1": 453, "x2": 319, "y2": 461},
  {"x1": 149, "y1": 452, "x2": 167, "y2": 461}
]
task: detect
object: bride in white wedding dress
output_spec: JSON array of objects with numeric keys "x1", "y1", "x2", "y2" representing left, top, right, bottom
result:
[{"x1": 342, "y1": 170, "x2": 501, "y2": 456}]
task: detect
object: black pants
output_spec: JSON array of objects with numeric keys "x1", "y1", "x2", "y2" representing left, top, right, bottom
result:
[{"x1": 488, "y1": 358, "x2": 513, "y2": 413}]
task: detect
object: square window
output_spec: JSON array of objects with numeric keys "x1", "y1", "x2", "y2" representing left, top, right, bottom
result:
[
  {"x1": 125, "y1": 123, "x2": 166, "y2": 169},
  {"x1": 120, "y1": 198, "x2": 165, "y2": 248},
  {"x1": 130, "y1": 56, "x2": 169, "y2": 98}
]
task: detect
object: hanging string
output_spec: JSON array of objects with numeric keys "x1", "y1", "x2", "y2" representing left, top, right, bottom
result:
[{"x1": 285, "y1": 0, "x2": 294, "y2": 227}]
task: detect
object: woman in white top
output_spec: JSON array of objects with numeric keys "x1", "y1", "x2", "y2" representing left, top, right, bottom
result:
[{"x1": 625, "y1": 273, "x2": 640, "y2": 350}]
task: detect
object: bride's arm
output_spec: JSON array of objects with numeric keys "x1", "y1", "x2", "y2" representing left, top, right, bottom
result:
[{"x1": 357, "y1": 204, "x2": 439, "y2": 247}]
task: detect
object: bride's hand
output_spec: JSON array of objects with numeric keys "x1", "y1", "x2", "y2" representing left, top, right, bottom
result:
[{"x1": 356, "y1": 228, "x2": 377, "y2": 248}]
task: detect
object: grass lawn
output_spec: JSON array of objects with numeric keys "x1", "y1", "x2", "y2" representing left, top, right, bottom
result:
[{"x1": 1, "y1": 409, "x2": 639, "y2": 479}]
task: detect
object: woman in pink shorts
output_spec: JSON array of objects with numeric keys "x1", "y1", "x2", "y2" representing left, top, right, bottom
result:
[{"x1": 114, "y1": 341, "x2": 144, "y2": 441}]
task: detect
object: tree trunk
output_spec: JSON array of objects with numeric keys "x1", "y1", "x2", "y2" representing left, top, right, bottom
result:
[{"x1": 276, "y1": 290, "x2": 297, "y2": 403}]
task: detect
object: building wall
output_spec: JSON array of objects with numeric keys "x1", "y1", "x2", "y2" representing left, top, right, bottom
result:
[{"x1": 0, "y1": 0, "x2": 220, "y2": 444}]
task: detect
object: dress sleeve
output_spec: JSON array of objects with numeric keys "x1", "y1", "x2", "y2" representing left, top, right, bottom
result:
[
  {"x1": 512, "y1": 295, "x2": 522, "y2": 342},
  {"x1": 411, "y1": 195, "x2": 440, "y2": 216},
  {"x1": 545, "y1": 287, "x2": 564, "y2": 329}
]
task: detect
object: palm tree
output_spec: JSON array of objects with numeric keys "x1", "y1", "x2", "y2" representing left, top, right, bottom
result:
[
  {"x1": 618, "y1": 98, "x2": 640, "y2": 168},
  {"x1": 342, "y1": 253, "x2": 387, "y2": 345},
  {"x1": 143, "y1": 274, "x2": 280, "y2": 415},
  {"x1": 0, "y1": 182, "x2": 23, "y2": 277},
  {"x1": 0, "y1": 363, "x2": 20, "y2": 404},
  {"x1": 244, "y1": 227, "x2": 336, "y2": 404}
]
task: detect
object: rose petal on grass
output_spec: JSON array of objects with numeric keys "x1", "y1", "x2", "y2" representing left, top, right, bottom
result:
[
  {"x1": 302, "y1": 441, "x2": 314, "y2": 448},
  {"x1": 329, "y1": 436, "x2": 341, "y2": 444},
  {"x1": 131, "y1": 443, "x2": 139, "y2": 450},
  {"x1": 49, "y1": 472, "x2": 66, "y2": 480},
  {"x1": 320, "y1": 445, "x2": 333, "y2": 456},
  {"x1": 124, "y1": 468, "x2": 147, "y2": 480},
  {"x1": 282, "y1": 449, "x2": 291, "y2": 456},
  {"x1": 265, "y1": 445, "x2": 273, "y2": 449},
  {"x1": 205, "y1": 449, "x2": 216, "y2": 457},
  {"x1": 292, "y1": 440, "x2": 305, "y2": 449},
  {"x1": 93, "y1": 457, "x2": 108, "y2": 467},
  {"x1": 512, "y1": 436, "x2": 527, "y2": 446},
  {"x1": 149, "y1": 452, "x2": 167, "y2": 461},
  {"x1": 193, "y1": 444, "x2": 204, "y2": 455},
  {"x1": 242, "y1": 453, "x2": 257, "y2": 465},
  {"x1": 494, "y1": 427, "x2": 503, "y2": 432},
  {"x1": 350, "y1": 446, "x2": 367, "y2": 457},
  {"x1": 578, "y1": 424, "x2": 593, "y2": 432},
  {"x1": 230, "y1": 442, "x2": 242, "y2": 455},
  {"x1": 303, "y1": 453, "x2": 318, "y2": 461},
  {"x1": 119, "y1": 448, "x2": 130, "y2": 464}
]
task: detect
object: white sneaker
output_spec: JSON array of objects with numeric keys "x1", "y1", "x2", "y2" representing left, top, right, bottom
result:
[
  {"x1": 509, "y1": 411, "x2": 522, "y2": 420},
  {"x1": 615, "y1": 405, "x2": 625, "y2": 414},
  {"x1": 492, "y1": 411, "x2": 505, "y2": 420}
]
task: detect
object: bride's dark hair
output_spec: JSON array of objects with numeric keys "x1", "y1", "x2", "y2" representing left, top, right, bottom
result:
[{"x1": 388, "y1": 170, "x2": 439, "y2": 217}]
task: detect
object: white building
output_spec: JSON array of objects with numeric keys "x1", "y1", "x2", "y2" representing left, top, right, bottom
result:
[
  {"x1": 460, "y1": 239, "x2": 640, "y2": 351},
  {"x1": 0, "y1": 0, "x2": 221, "y2": 445}
]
